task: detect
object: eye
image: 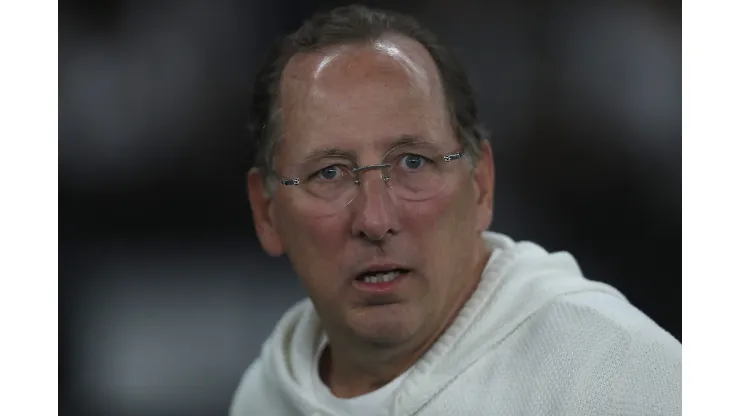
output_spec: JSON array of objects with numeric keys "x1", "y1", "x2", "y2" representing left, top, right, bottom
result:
[
  {"x1": 311, "y1": 165, "x2": 345, "y2": 181},
  {"x1": 400, "y1": 154, "x2": 427, "y2": 170}
]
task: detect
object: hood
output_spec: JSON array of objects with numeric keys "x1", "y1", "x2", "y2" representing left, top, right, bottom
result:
[
  {"x1": 258, "y1": 296, "x2": 325, "y2": 412},
  {"x1": 388, "y1": 232, "x2": 625, "y2": 414},
  {"x1": 259, "y1": 231, "x2": 625, "y2": 414}
]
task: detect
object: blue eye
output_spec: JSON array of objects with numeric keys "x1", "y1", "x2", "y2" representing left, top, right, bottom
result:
[
  {"x1": 314, "y1": 165, "x2": 341, "y2": 180},
  {"x1": 401, "y1": 154, "x2": 426, "y2": 170}
]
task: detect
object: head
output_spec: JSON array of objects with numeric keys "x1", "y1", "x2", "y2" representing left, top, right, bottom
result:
[{"x1": 248, "y1": 5, "x2": 494, "y2": 352}]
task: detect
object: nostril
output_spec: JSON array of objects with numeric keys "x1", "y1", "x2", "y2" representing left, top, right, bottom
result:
[{"x1": 358, "y1": 229, "x2": 392, "y2": 242}]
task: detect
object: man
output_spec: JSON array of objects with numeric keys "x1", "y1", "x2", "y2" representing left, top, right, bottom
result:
[{"x1": 232, "y1": 5, "x2": 680, "y2": 416}]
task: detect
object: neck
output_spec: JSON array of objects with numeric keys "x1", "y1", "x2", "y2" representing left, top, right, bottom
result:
[
  {"x1": 319, "y1": 342, "x2": 411, "y2": 398},
  {"x1": 322, "y1": 239, "x2": 492, "y2": 398}
]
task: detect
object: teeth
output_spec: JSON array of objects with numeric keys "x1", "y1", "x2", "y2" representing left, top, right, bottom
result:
[{"x1": 362, "y1": 270, "x2": 401, "y2": 284}]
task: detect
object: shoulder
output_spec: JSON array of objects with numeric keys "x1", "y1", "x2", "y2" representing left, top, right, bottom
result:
[
  {"x1": 229, "y1": 348, "x2": 299, "y2": 416},
  {"x1": 541, "y1": 289, "x2": 681, "y2": 359},
  {"x1": 229, "y1": 298, "x2": 319, "y2": 416},
  {"x1": 230, "y1": 353, "x2": 302, "y2": 416},
  {"x1": 229, "y1": 357, "x2": 270, "y2": 415},
  {"x1": 533, "y1": 291, "x2": 681, "y2": 415}
]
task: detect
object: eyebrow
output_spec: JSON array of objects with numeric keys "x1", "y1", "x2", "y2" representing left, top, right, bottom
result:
[
  {"x1": 300, "y1": 134, "x2": 431, "y2": 162},
  {"x1": 389, "y1": 134, "x2": 430, "y2": 148},
  {"x1": 303, "y1": 146, "x2": 355, "y2": 162}
]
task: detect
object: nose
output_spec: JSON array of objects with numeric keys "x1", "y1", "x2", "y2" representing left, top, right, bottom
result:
[{"x1": 350, "y1": 168, "x2": 400, "y2": 241}]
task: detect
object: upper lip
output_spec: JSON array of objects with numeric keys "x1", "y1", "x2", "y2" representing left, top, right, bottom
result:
[{"x1": 354, "y1": 263, "x2": 411, "y2": 278}]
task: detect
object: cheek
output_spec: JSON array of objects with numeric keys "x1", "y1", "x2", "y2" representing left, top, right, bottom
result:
[
  {"x1": 276, "y1": 202, "x2": 350, "y2": 277},
  {"x1": 276, "y1": 210, "x2": 352, "y2": 302},
  {"x1": 397, "y1": 183, "x2": 479, "y2": 274},
  {"x1": 399, "y1": 184, "x2": 474, "y2": 236}
]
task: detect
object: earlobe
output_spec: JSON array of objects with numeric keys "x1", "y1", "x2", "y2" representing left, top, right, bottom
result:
[{"x1": 247, "y1": 168, "x2": 285, "y2": 257}]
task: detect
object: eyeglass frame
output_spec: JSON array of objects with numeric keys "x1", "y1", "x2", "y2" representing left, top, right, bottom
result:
[{"x1": 273, "y1": 150, "x2": 465, "y2": 188}]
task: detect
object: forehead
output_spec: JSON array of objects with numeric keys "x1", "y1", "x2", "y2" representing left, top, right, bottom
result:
[{"x1": 277, "y1": 35, "x2": 453, "y2": 164}]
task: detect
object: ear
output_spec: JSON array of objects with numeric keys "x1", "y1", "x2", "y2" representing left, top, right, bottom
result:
[
  {"x1": 472, "y1": 140, "x2": 495, "y2": 232},
  {"x1": 247, "y1": 168, "x2": 284, "y2": 257}
]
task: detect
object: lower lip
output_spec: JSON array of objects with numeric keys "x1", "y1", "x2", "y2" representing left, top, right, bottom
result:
[{"x1": 353, "y1": 272, "x2": 408, "y2": 293}]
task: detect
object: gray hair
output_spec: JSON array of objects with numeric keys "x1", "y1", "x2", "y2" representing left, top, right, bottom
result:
[{"x1": 248, "y1": 4, "x2": 489, "y2": 185}]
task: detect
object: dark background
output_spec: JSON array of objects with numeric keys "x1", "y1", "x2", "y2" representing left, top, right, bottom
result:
[{"x1": 59, "y1": 1, "x2": 681, "y2": 415}]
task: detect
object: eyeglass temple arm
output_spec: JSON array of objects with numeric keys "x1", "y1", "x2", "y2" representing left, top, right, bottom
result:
[
  {"x1": 279, "y1": 178, "x2": 300, "y2": 186},
  {"x1": 443, "y1": 152, "x2": 463, "y2": 162}
]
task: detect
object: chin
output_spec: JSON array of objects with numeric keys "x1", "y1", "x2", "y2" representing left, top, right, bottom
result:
[
  {"x1": 348, "y1": 304, "x2": 420, "y2": 346},
  {"x1": 356, "y1": 328, "x2": 417, "y2": 348}
]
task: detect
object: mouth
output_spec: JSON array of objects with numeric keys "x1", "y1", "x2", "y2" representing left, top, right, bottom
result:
[
  {"x1": 356, "y1": 268, "x2": 409, "y2": 283},
  {"x1": 353, "y1": 267, "x2": 411, "y2": 293}
]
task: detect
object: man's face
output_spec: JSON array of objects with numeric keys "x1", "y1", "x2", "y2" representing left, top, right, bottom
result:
[{"x1": 250, "y1": 36, "x2": 494, "y2": 348}]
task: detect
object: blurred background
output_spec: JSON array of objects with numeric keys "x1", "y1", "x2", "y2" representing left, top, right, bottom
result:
[{"x1": 59, "y1": 0, "x2": 681, "y2": 415}]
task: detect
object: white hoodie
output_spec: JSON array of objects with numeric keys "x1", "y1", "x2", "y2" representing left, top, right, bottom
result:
[{"x1": 230, "y1": 232, "x2": 681, "y2": 415}]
